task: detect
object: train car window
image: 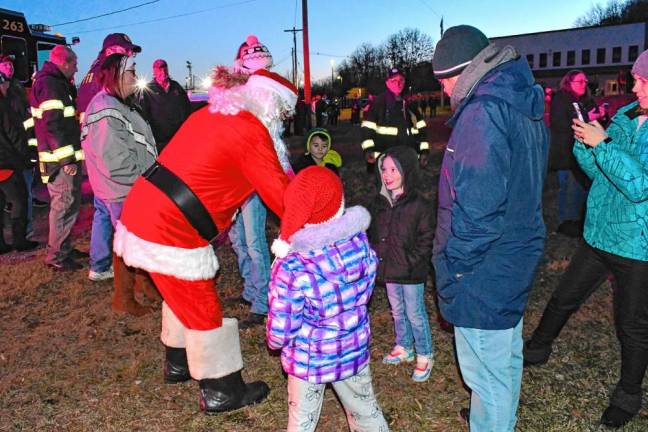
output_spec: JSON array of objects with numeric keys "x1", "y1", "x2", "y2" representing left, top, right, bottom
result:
[{"x1": 0, "y1": 35, "x2": 28, "y2": 82}]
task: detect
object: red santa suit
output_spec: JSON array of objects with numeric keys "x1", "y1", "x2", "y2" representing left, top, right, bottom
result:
[{"x1": 113, "y1": 69, "x2": 296, "y2": 386}]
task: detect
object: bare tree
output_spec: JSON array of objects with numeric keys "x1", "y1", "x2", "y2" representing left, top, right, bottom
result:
[
  {"x1": 382, "y1": 28, "x2": 435, "y2": 75},
  {"x1": 575, "y1": 0, "x2": 648, "y2": 26}
]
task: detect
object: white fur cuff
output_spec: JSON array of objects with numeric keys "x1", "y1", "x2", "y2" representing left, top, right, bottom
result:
[
  {"x1": 185, "y1": 318, "x2": 244, "y2": 380},
  {"x1": 113, "y1": 221, "x2": 219, "y2": 281},
  {"x1": 271, "y1": 238, "x2": 291, "y2": 258},
  {"x1": 160, "y1": 302, "x2": 186, "y2": 348}
]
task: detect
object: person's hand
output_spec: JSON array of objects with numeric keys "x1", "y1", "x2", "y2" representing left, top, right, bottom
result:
[
  {"x1": 572, "y1": 119, "x2": 607, "y2": 148},
  {"x1": 366, "y1": 152, "x2": 376, "y2": 164},
  {"x1": 63, "y1": 164, "x2": 78, "y2": 176}
]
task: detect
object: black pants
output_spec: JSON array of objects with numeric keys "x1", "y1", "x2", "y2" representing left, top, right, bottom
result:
[
  {"x1": 531, "y1": 242, "x2": 648, "y2": 394},
  {"x1": 0, "y1": 171, "x2": 27, "y2": 228}
]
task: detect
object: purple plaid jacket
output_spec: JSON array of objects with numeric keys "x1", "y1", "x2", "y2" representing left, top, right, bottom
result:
[{"x1": 266, "y1": 206, "x2": 377, "y2": 384}]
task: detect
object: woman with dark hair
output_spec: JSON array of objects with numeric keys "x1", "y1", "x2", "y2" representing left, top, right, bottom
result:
[
  {"x1": 548, "y1": 70, "x2": 607, "y2": 237},
  {"x1": 81, "y1": 54, "x2": 157, "y2": 313}
]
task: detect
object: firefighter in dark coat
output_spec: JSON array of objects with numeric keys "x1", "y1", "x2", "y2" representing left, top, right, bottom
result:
[
  {"x1": 138, "y1": 59, "x2": 191, "y2": 153},
  {"x1": 360, "y1": 68, "x2": 429, "y2": 172}
]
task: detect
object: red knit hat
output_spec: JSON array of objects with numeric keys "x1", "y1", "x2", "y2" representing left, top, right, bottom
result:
[{"x1": 271, "y1": 166, "x2": 345, "y2": 258}]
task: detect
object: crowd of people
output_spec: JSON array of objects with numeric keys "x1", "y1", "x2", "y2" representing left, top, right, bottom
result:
[{"x1": 1, "y1": 20, "x2": 648, "y2": 431}]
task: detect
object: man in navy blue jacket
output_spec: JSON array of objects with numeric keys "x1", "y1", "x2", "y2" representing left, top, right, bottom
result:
[{"x1": 432, "y1": 25, "x2": 548, "y2": 431}]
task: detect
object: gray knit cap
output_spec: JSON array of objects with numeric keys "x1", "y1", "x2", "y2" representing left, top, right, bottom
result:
[
  {"x1": 433, "y1": 25, "x2": 489, "y2": 79},
  {"x1": 631, "y1": 49, "x2": 648, "y2": 79}
]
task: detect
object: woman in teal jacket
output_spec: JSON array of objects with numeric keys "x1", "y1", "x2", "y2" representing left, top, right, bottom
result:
[{"x1": 524, "y1": 49, "x2": 648, "y2": 429}]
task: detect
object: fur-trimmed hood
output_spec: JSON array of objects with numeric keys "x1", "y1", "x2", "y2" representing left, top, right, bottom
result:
[{"x1": 288, "y1": 205, "x2": 370, "y2": 254}]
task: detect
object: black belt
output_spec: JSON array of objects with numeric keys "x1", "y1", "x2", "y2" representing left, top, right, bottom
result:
[{"x1": 142, "y1": 161, "x2": 220, "y2": 243}]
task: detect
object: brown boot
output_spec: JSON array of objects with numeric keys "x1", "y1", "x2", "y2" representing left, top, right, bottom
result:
[
  {"x1": 134, "y1": 269, "x2": 162, "y2": 303},
  {"x1": 112, "y1": 254, "x2": 153, "y2": 316}
]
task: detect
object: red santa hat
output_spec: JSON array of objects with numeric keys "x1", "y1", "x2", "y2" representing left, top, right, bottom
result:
[
  {"x1": 246, "y1": 68, "x2": 298, "y2": 108},
  {"x1": 271, "y1": 166, "x2": 345, "y2": 258}
]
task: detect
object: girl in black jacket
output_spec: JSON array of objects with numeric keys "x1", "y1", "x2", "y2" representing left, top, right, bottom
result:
[{"x1": 369, "y1": 145, "x2": 435, "y2": 382}]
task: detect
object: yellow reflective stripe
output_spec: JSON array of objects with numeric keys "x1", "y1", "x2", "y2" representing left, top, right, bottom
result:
[
  {"x1": 361, "y1": 120, "x2": 377, "y2": 130},
  {"x1": 416, "y1": 120, "x2": 426, "y2": 129},
  {"x1": 38, "y1": 151, "x2": 59, "y2": 162},
  {"x1": 361, "y1": 139, "x2": 375, "y2": 150},
  {"x1": 376, "y1": 126, "x2": 398, "y2": 136},
  {"x1": 420, "y1": 141, "x2": 430, "y2": 151},
  {"x1": 23, "y1": 117, "x2": 34, "y2": 129},
  {"x1": 39, "y1": 99, "x2": 65, "y2": 111},
  {"x1": 373, "y1": 151, "x2": 381, "y2": 159},
  {"x1": 31, "y1": 100, "x2": 75, "y2": 118},
  {"x1": 409, "y1": 128, "x2": 419, "y2": 135},
  {"x1": 75, "y1": 150, "x2": 85, "y2": 161},
  {"x1": 41, "y1": 176, "x2": 50, "y2": 183},
  {"x1": 53, "y1": 145, "x2": 75, "y2": 160},
  {"x1": 28, "y1": 138, "x2": 38, "y2": 147}
]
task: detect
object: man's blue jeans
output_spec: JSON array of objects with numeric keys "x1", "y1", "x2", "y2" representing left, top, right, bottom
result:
[
  {"x1": 455, "y1": 318, "x2": 523, "y2": 432},
  {"x1": 89, "y1": 197, "x2": 123, "y2": 273},
  {"x1": 385, "y1": 282, "x2": 433, "y2": 356},
  {"x1": 228, "y1": 193, "x2": 270, "y2": 315},
  {"x1": 557, "y1": 170, "x2": 587, "y2": 224}
]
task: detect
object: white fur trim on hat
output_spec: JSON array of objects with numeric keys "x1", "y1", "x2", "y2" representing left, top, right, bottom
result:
[
  {"x1": 271, "y1": 238, "x2": 291, "y2": 259},
  {"x1": 247, "y1": 73, "x2": 297, "y2": 108},
  {"x1": 113, "y1": 220, "x2": 219, "y2": 281}
]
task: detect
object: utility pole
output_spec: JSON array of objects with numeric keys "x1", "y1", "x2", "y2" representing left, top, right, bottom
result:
[
  {"x1": 284, "y1": 26, "x2": 302, "y2": 86},
  {"x1": 302, "y1": 0, "x2": 311, "y2": 104},
  {"x1": 185, "y1": 60, "x2": 193, "y2": 90}
]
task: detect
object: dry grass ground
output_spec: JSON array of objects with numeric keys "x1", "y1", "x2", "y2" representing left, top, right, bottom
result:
[{"x1": 0, "y1": 121, "x2": 646, "y2": 431}]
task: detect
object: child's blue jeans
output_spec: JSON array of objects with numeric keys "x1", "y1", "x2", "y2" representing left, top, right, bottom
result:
[{"x1": 385, "y1": 282, "x2": 433, "y2": 356}]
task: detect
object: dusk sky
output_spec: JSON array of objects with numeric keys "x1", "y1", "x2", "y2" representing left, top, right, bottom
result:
[{"x1": 6, "y1": 0, "x2": 600, "y2": 87}]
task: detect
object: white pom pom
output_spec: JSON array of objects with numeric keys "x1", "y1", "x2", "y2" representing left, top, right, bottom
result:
[{"x1": 271, "y1": 238, "x2": 291, "y2": 258}]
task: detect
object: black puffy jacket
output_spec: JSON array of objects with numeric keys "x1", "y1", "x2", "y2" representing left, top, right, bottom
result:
[
  {"x1": 369, "y1": 146, "x2": 435, "y2": 284},
  {"x1": 0, "y1": 95, "x2": 29, "y2": 171}
]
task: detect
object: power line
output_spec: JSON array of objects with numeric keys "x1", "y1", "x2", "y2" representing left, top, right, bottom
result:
[
  {"x1": 52, "y1": 1, "x2": 160, "y2": 27},
  {"x1": 418, "y1": 0, "x2": 442, "y2": 18},
  {"x1": 313, "y1": 51, "x2": 347, "y2": 58},
  {"x1": 71, "y1": 0, "x2": 260, "y2": 35}
]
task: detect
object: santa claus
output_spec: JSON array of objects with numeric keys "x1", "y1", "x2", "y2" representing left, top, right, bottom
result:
[{"x1": 112, "y1": 66, "x2": 296, "y2": 413}]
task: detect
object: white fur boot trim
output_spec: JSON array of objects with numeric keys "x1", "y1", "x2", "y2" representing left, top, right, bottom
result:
[
  {"x1": 160, "y1": 302, "x2": 186, "y2": 348},
  {"x1": 185, "y1": 318, "x2": 244, "y2": 380}
]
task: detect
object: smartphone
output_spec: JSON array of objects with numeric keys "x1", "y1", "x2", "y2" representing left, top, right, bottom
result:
[{"x1": 572, "y1": 102, "x2": 584, "y2": 121}]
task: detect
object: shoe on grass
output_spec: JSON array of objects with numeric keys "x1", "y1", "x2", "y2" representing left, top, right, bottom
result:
[
  {"x1": 89, "y1": 267, "x2": 114, "y2": 281},
  {"x1": 382, "y1": 345, "x2": 415, "y2": 364},
  {"x1": 412, "y1": 354, "x2": 433, "y2": 382}
]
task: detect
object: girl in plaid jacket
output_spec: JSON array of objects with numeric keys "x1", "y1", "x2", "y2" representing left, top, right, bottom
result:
[{"x1": 267, "y1": 166, "x2": 389, "y2": 432}]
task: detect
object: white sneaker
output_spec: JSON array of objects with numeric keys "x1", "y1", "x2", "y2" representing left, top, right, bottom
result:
[{"x1": 89, "y1": 267, "x2": 114, "y2": 281}]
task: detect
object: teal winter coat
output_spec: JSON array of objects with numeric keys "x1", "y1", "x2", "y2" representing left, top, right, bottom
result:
[{"x1": 574, "y1": 101, "x2": 648, "y2": 261}]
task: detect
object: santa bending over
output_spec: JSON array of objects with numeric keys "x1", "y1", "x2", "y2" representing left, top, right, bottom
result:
[{"x1": 112, "y1": 66, "x2": 296, "y2": 414}]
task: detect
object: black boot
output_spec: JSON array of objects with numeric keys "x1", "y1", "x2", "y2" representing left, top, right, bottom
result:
[
  {"x1": 523, "y1": 339, "x2": 552, "y2": 367},
  {"x1": 164, "y1": 346, "x2": 191, "y2": 384},
  {"x1": 600, "y1": 385, "x2": 642, "y2": 428},
  {"x1": 11, "y1": 218, "x2": 38, "y2": 251},
  {"x1": 199, "y1": 370, "x2": 270, "y2": 414}
]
